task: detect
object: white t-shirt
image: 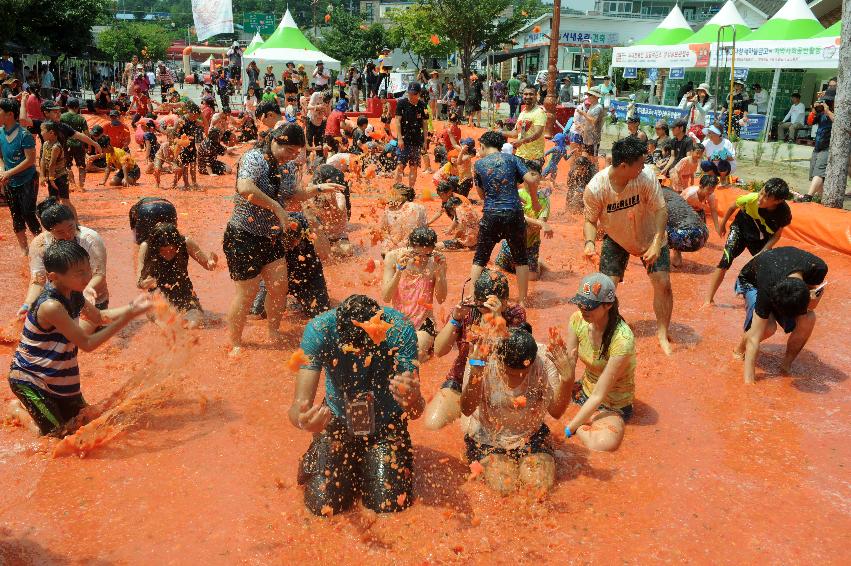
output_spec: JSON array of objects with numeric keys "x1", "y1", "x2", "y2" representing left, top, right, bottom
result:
[
  {"x1": 461, "y1": 348, "x2": 560, "y2": 450},
  {"x1": 702, "y1": 137, "x2": 736, "y2": 172},
  {"x1": 307, "y1": 91, "x2": 326, "y2": 126},
  {"x1": 313, "y1": 68, "x2": 330, "y2": 87},
  {"x1": 584, "y1": 166, "x2": 666, "y2": 256},
  {"x1": 30, "y1": 226, "x2": 108, "y2": 303},
  {"x1": 681, "y1": 185, "x2": 716, "y2": 216},
  {"x1": 325, "y1": 152, "x2": 353, "y2": 171}
]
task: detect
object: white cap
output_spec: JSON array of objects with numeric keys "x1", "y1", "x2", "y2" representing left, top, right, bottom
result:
[{"x1": 501, "y1": 142, "x2": 514, "y2": 154}]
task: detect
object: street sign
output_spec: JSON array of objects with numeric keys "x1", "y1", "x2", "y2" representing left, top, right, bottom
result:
[
  {"x1": 648, "y1": 67, "x2": 658, "y2": 81},
  {"x1": 243, "y1": 12, "x2": 276, "y2": 35},
  {"x1": 623, "y1": 67, "x2": 637, "y2": 79},
  {"x1": 669, "y1": 67, "x2": 685, "y2": 80},
  {"x1": 733, "y1": 67, "x2": 749, "y2": 82}
]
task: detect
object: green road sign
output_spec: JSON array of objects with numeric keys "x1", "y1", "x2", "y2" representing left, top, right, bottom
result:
[{"x1": 243, "y1": 12, "x2": 276, "y2": 35}]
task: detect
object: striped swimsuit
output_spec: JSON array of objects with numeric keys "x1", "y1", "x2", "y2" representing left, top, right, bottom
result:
[{"x1": 10, "y1": 285, "x2": 83, "y2": 396}]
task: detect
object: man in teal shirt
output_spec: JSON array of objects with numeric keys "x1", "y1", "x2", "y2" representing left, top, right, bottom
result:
[{"x1": 507, "y1": 72, "x2": 522, "y2": 119}]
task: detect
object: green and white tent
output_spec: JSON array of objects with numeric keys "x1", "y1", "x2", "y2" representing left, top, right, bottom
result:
[
  {"x1": 634, "y1": 5, "x2": 693, "y2": 46},
  {"x1": 680, "y1": 0, "x2": 751, "y2": 44},
  {"x1": 244, "y1": 9, "x2": 340, "y2": 71},
  {"x1": 742, "y1": 0, "x2": 824, "y2": 42},
  {"x1": 812, "y1": 20, "x2": 840, "y2": 38},
  {"x1": 244, "y1": 32, "x2": 264, "y2": 56}
]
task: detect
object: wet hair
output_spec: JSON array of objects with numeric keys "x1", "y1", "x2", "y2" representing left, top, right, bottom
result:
[
  {"x1": 146, "y1": 222, "x2": 184, "y2": 250},
  {"x1": 324, "y1": 136, "x2": 340, "y2": 153},
  {"x1": 611, "y1": 136, "x2": 647, "y2": 167},
  {"x1": 336, "y1": 294, "x2": 383, "y2": 349},
  {"x1": 356, "y1": 115, "x2": 368, "y2": 127},
  {"x1": 715, "y1": 159, "x2": 732, "y2": 174},
  {"x1": 599, "y1": 297, "x2": 625, "y2": 360},
  {"x1": 474, "y1": 268, "x2": 509, "y2": 302},
  {"x1": 768, "y1": 278, "x2": 809, "y2": 318},
  {"x1": 700, "y1": 174, "x2": 719, "y2": 189},
  {"x1": 497, "y1": 328, "x2": 538, "y2": 370},
  {"x1": 207, "y1": 127, "x2": 221, "y2": 144},
  {"x1": 393, "y1": 183, "x2": 415, "y2": 203},
  {"x1": 479, "y1": 130, "x2": 507, "y2": 150},
  {"x1": 524, "y1": 158, "x2": 542, "y2": 174},
  {"x1": 37, "y1": 197, "x2": 75, "y2": 230},
  {"x1": 700, "y1": 160, "x2": 719, "y2": 176},
  {"x1": 408, "y1": 226, "x2": 437, "y2": 248},
  {"x1": 268, "y1": 123, "x2": 305, "y2": 148},
  {"x1": 98, "y1": 134, "x2": 112, "y2": 149},
  {"x1": 43, "y1": 240, "x2": 89, "y2": 274},
  {"x1": 40, "y1": 120, "x2": 60, "y2": 135},
  {"x1": 0, "y1": 98, "x2": 20, "y2": 116},
  {"x1": 90, "y1": 125, "x2": 104, "y2": 137},
  {"x1": 433, "y1": 145, "x2": 448, "y2": 165},
  {"x1": 436, "y1": 179, "x2": 458, "y2": 195},
  {"x1": 762, "y1": 177, "x2": 792, "y2": 200},
  {"x1": 314, "y1": 163, "x2": 345, "y2": 186},
  {"x1": 693, "y1": 142, "x2": 705, "y2": 152},
  {"x1": 183, "y1": 101, "x2": 200, "y2": 114}
]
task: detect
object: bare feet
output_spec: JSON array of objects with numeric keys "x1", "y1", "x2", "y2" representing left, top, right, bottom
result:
[
  {"x1": 779, "y1": 360, "x2": 793, "y2": 374},
  {"x1": 268, "y1": 329, "x2": 286, "y2": 347},
  {"x1": 671, "y1": 250, "x2": 683, "y2": 268},
  {"x1": 700, "y1": 300, "x2": 714, "y2": 310},
  {"x1": 657, "y1": 333, "x2": 673, "y2": 356},
  {"x1": 732, "y1": 349, "x2": 745, "y2": 360}
]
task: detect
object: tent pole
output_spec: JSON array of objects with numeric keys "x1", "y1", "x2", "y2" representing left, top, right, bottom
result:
[{"x1": 762, "y1": 67, "x2": 781, "y2": 141}]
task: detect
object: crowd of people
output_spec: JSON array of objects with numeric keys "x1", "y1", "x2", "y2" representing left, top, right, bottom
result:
[{"x1": 0, "y1": 49, "x2": 833, "y2": 518}]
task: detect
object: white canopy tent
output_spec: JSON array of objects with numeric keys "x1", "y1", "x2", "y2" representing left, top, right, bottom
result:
[{"x1": 244, "y1": 9, "x2": 341, "y2": 75}]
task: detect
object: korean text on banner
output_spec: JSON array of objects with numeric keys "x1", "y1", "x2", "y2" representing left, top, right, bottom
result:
[{"x1": 192, "y1": 0, "x2": 234, "y2": 42}]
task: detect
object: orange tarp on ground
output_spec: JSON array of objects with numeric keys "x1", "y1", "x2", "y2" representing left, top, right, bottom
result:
[{"x1": 713, "y1": 186, "x2": 851, "y2": 257}]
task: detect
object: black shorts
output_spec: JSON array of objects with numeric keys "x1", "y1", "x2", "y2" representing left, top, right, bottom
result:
[
  {"x1": 418, "y1": 317, "x2": 437, "y2": 337},
  {"x1": 306, "y1": 120, "x2": 326, "y2": 147},
  {"x1": 4, "y1": 178, "x2": 41, "y2": 235},
  {"x1": 717, "y1": 220, "x2": 767, "y2": 270},
  {"x1": 465, "y1": 423, "x2": 552, "y2": 463},
  {"x1": 298, "y1": 415, "x2": 414, "y2": 515},
  {"x1": 599, "y1": 235, "x2": 670, "y2": 280},
  {"x1": 223, "y1": 223, "x2": 287, "y2": 281},
  {"x1": 574, "y1": 389, "x2": 633, "y2": 421},
  {"x1": 114, "y1": 164, "x2": 141, "y2": 182},
  {"x1": 48, "y1": 176, "x2": 70, "y2": 200},
  {"x1": 473, "y1": 209, "x2": 527, "y2": 267},
  {"x1": 518, "y1": 157, "x2": 544, "y2": 174},
  {"x1": 67, "y1": 144, "x2": 86, "y2": 168},
  {"x1": 9, "y1": 378, "x2": 86, "y2": 435},
  {"x1": 397, "y1": 144, "x2": 422, "y2": 167},
  {"x1": 466, "y1": 99, "x2": 482, "y2": 113},
  {"x1": 161, "y1": 286, "x2": 202, "y2": 313},
  {"x1": 457, "y1": 178, "x2": 473, "y2": 197},
  {"x1": 286, "y1": 242, "x2": 330, "y2": 317}
]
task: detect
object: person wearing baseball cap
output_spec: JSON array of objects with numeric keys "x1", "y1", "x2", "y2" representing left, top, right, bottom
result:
[
  {"x1": 562, "y1": 272, "x2": 636, "y2": 451},
  {"x1": 394, "y1": 82, "x2": 428, "y2": 188},
  {"x1": 626, "y1": 115, "x2": 647, "y2": 142},
  {"x1": 312, "y1": 60, "x2": 329, "y2": 90},
  {"x1": 573, "y1": 86, "x2": 605, "y2": 154}
]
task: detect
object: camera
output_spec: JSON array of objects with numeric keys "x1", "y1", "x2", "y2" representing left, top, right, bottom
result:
[{"x1": 814, "y1": 101, "x2": 825, "y2": 113}]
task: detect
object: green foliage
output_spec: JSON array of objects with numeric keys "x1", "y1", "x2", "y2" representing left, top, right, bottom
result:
[
  {"x1": 99, "y1": 23, "x2": 175, "y2": 63},
  {"x1": 387, "y1": 5, "x2": 456, "y2": 71},
  {"x1": 592, "y1": 49, "x2": 612, "y2": 77},
  {"x1": 0, "y1": 0, "x2": 110, "y2": 55},
  {"x1": 315, "y1": 9, "x2": 391, "y2": 69},
  {"x1": 424, "y1": 0, "x2": 538, "y2": 82}
]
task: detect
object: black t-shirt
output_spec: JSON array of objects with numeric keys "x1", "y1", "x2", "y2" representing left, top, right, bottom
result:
[
  {"x1": 740, "y1": 247, "x2": 827, "y2": 319},
  {"x1": 54, "y1": 122, "x2": 77, "y2": 148},
  {"x1": 662, "y1": 188, "x2": 703, "y2": 231},
  {"x1": 263, "y1": 73, "x2": 276, "y2": 89},
  {"x1": 670, "y1": 135, "x2": 693, "y2": 165},
  {"x1": 732, "y1": 200, "x2": 792, "y2": 240},
  {"x1": 395, "y1": 97, "x2": 427, "y2": 146}
]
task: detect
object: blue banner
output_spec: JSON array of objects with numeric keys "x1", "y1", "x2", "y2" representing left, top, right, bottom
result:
[
  {"x1": 648, "y1": 68, "x2": 658, "y2": 81},
  {"x1": 610, "y1": 101, "x2": 687, "y2": 125},
  {"x1": 733, "y1": 67, "x2": 749, "y2": 82},
  {"x1": 622, "y1": 67, "x2": 637, "y2": 79},
  {"x1": 707, "y1": 112, "x2": 767, "y2": 140},
  {"x1": 669, "y1": 67, "x2": 685, "y2": 80}
]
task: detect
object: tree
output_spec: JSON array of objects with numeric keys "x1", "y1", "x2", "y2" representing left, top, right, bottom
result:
[
  {"x1": 387, "y1": 5, "x2": 457, "y2": 72},
  {"x1": 822, "y1": 3, "x2": 850, "y2": 209},
  {"x1": 0, "y1": 0, "x2": 109, "y2": 56},
  {"x1": 424, "y1": 0, "x2": 539, "y2": 91},
  {"x1": 99, "y1": 23, "x2": 175, "y2": 63},
  {"x1": 316, "y1": 9, "x2": 392, "y2": 69}
]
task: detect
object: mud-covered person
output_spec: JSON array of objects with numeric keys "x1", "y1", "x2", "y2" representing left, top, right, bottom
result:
[{"x1": 289, "y1": 294, "x2": 425, "y2": 516}]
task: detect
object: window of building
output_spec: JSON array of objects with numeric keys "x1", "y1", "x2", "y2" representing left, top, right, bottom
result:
[{"x1": 602, "y1": 1, "x2": 633, "y2": 14}]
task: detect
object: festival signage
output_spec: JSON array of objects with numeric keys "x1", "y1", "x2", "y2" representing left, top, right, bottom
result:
[
  {"x1": 191, "y1": 0, "x2": 235, "y2": 42},
  {"x1": 610, "y1": 101, "x2": 768, "y2": 140},
  {"x1": 613, "y1": 37, "x2": 840, "y2": 69},
  {"x1": 669, "y1": 68, "x2": 685, "y2": 79}
]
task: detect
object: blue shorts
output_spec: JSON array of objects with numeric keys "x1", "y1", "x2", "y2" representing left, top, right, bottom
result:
[
  {"x1": 667, "y1": 225, "x2": 708, "y2": 252},
  {"x1": 396, "y1": 144, "x2": 422, "y2": 167},
  {"x1": 735, "y1": 277, "x2": 797, "y2": 334}
]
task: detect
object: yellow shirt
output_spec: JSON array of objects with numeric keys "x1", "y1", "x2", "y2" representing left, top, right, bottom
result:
[
  {"x1": 514, "y1": 105, "x2": 547, "y2": 160},
  {"x1": 106, "y1": 148, "x2": 136, "y2": 169},
  {"x1": 570, "y1": 310, "x2": 636, "y2": 410}
]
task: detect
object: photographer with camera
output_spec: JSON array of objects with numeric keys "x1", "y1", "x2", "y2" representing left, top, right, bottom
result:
[{"x1": 802, "y1": 78, "x2": 836, "y2": 202}]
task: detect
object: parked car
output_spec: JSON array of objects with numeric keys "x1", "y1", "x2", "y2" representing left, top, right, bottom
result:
[{"x1": 533, "y1": 70, "x2": 589, "y2": 100}]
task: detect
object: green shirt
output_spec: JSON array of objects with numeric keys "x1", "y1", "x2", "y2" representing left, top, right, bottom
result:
[
  {"x1": 519, "y1": 187, "x2": 550, "y2": 247},
  {"x1": 60, "y1": 111, "x2": 88, "y2": 148},
  {"x1": 507, "y1": 78, "x2": 521, "y2": 97}
]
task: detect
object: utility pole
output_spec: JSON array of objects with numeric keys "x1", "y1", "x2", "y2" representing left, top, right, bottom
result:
[
  {"x1": 544, "y1": 0, "x2": 561, "y2": 136},
  {"x1": 822, "y1": 0, "x2": 850, "y2": 209}
]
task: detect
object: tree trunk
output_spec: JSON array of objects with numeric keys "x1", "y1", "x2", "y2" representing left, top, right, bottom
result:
[
  {"x1": 822, "y1": 0, "x2": 851, "y2": 209},
  {"x1": 544, "y1": 0, "x2": 561, "y2": 136}
]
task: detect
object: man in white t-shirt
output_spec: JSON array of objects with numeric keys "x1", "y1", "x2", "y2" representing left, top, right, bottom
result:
[
  {"x1": 583, "y1": 136, "x2": 674, "y2": 355},
  {"x1": 312, "y1": 60, "x2": 330, "y2": 89}
]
